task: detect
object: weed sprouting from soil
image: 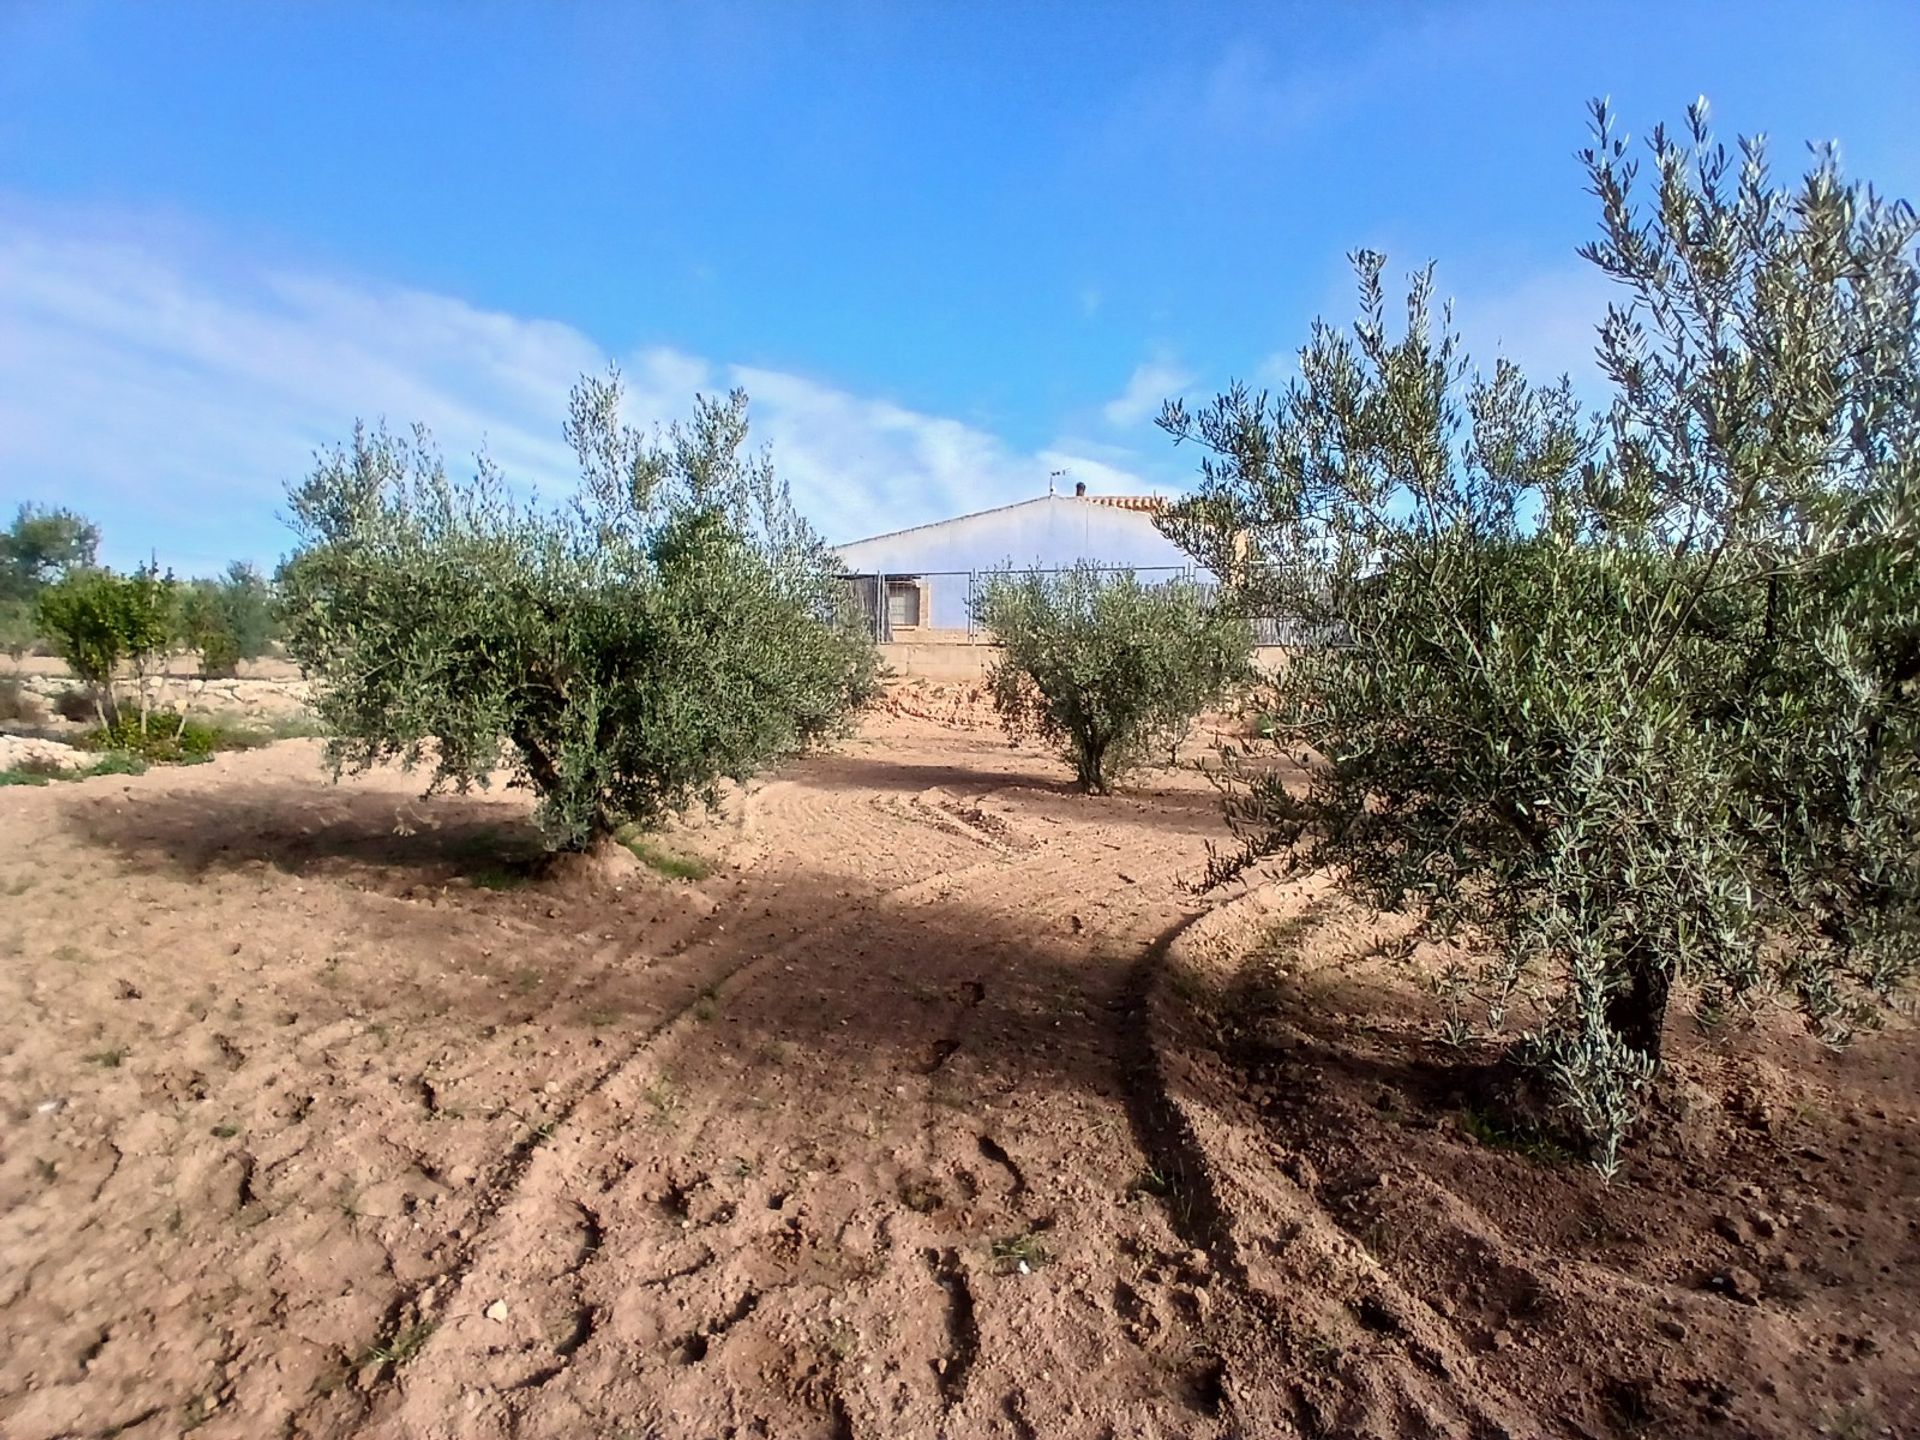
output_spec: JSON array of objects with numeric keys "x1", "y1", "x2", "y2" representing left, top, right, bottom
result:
[
  {"x1": 642, "y1": 1074, "x2": 684, "y2": 1124},
  {"x1": 1457, "y1": 1103, "x2": 1574, "y2": 1166},
  {"x1": 990, "y1": 1230, "x2": 1054, "y2": 1273},
  {"x1": 361, "y1": 1319, "x2": 436, "y2": 1369}
]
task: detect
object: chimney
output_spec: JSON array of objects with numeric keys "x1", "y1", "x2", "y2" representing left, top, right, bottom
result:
[{"x1": 1074, "y1": 481, "x2": 1087, "y2": 497}]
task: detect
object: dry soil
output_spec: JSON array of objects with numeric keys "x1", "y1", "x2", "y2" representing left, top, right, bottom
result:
[{"x1": 0, "y1": 709, "x2": 1913, "y2": 1439}]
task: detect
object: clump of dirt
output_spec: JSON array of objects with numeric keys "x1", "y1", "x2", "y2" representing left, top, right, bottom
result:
[{"x1": 1146, "y1": 878, "x2": 1920, "y2": 1437}]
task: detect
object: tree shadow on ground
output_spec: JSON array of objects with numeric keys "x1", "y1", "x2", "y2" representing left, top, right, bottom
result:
[{"x1": 66, "y1": 777, "x2": 550, "y2": 889}]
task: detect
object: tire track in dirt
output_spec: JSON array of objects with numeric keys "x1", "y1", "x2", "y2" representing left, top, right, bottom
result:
[
  {"x1": 1139, "y1": 877, "x2": 1545, "y2": 1439},
  {"x1": 369, "y1": 725, "x2": 1236, "y2": 1439},
  {"x1": 359, "y1": 742, "x2": 1051, "y2": 1436}
]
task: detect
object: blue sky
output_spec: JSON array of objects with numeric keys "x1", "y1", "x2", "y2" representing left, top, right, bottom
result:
[{"x1": 3, "y1": 1, "x2": 1917, "y2": 572}]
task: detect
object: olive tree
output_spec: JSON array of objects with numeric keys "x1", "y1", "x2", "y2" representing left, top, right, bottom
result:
[
  {"x1": 280, "y1": 370, "x2": 878, "y2": 854},
  {"x1": 974, "y1": 563, "x2": 1254, "y2": 793},
  {"x1": 1158, "y1": 100, "x2": 1919, "y2": 1172}
]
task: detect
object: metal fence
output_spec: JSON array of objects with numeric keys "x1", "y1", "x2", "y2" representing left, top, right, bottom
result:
[{"x1": 832, "y1": 565, "x2": 1318, "y2": 646}]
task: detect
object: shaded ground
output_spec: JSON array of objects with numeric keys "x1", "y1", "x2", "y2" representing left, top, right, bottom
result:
[
  {"x1": 0, "y1": 719, "x2": 1229, "y2": 1439},
  {"x1": 0, "y1": 713, "x2": 1913, "y2": 1438},
  {"x1": 1150, "y1": 882, "x2": 1920, "y2": 1439}
]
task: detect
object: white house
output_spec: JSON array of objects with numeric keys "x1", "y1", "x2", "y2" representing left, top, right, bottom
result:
[{"x1": 832, "y1": 487, "x2": 1201, "y2": 636}]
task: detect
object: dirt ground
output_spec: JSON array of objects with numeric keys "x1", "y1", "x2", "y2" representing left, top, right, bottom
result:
[{"x1": 1, "y1": 711, "x2": 1914, "y2": 1439}]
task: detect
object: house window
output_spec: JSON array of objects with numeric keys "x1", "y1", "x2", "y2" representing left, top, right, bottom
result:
[{"x1": 886, "y1": 578, "x2": 923, "y2": 628}]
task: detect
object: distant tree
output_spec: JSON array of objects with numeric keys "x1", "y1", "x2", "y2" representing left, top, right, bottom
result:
[
  {"x1": 1158, "y1": 100, "x2": 1920, "y2": 1173},
  {"x1": 279, "y1": 370, "x2": 879, "y2": 855},
  {"x1": 0, "y1": 504, "x2": 101, "y2": 653},
  {"x1": 974, "y1": 563, "x2": 1255, "y2": 793},
  {"x1": 0, "y1": 504, "x2": 100, "y2": 602},
  {"x1": 181, "y1": 562, "x2": 277, "y2": 677},
  {"x1": 0, "y1": 600, "x2": 35, "y2": 660}
]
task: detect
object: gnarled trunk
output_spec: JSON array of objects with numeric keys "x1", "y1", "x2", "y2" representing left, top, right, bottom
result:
[{"x1": 1605, "y1": 948, "x2": 1673, "y2": 1066}]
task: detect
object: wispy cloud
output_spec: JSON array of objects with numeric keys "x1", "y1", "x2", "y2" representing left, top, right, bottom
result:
[
  {"x1": 0, "y1": 201, "x2": 1150, "y2": 568},
  {"x1": 1101, "y1": 357, "x2": 1194, "y2": 429},
  {"x1": 1242, "y1": 261, "x2": 1614, "y2": 408}
]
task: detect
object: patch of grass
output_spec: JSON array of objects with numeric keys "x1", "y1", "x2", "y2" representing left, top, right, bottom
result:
[
  {"x1": 0, "y1": 751, "x2": 148, "y2": 787},
  {"x1": 691, "y1": 989, "x2": 719, "y2": 1022},
  {"x1": 1457, "y1": 1103, "x2": 1574, "y2": 1166},
  {"x1": 361, "y1": 1319, "x2": 436, "y2": 1369},
  {"x1": 85, "y1": 1046, "x2": 127, "y2": 1068},
  {"x1": 990, "y1": 1229, "x2": 1054, "y2": 1273},
  {"x1": 615, "y1": 828, "x2": 712, "y2": 881},
  {"x1": 210, "y1": 1122, "x2": 241, "y2": 1139},
  {"x1": 470, "y1": 864, "x2": 532, "y2": 892}
]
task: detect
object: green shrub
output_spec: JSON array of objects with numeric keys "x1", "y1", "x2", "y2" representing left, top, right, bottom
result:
[
  {"x1": 1159, "y1": 99, "x2": 1920, "y2": 1174},
  {"x1": 973, "y1": 563, "x2": 1254, "y2": 793},
  {"x1": 79, "y1": 713, "x2": 267, "y2": 764},
  {"x1": 279, "y1": 371, "x2": 878, "y2": 854}
]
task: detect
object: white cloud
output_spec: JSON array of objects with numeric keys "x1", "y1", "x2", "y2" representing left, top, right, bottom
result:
[
  {"x1": 1450, "y1": 263, "x2": 1614, "y2": 404},
  {"x1": 1243, "y1": 262, "x2": 1615, "y2": 407},
  {"x1": 0, "y1": 201, "x2": 1151, "y2": 567},
  {"x1": 1101, "y1": 357, "x2": 1194, "y2": 429}
]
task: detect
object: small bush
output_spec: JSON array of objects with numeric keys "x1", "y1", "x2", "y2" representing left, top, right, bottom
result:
[
  {"x1": 52, "y1": 688, "x2": 96, "y2": 723},
  {"x1": 974, "y1": 563, "x2": 1254, "y2": 793},
  {"x1": 78, "y1": 713, "x2": 267, "y2": 765},
  {"x1": 0, "y1": 677, "x2": 40, "y2": 723}
]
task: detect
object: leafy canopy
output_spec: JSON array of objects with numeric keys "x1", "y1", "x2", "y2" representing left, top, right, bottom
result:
[
  {"x1": 1158, "y1": 99, "x2": 1920, "y2": 1173},
  {"x1": 36, "y1": 566, "x2": 180, "y2": 727},
  {"x1": 0, "y1": 504, "x2": 99, "y2": 603},
  {"x1": 280, "y1": 370, "x2": 878, "y2": 852},
  {"x1": 975, "y1": 563, "x2": 1254, "y2": 794}
]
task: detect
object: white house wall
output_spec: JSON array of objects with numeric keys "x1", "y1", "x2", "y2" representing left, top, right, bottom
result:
[{"x1": 832, "y1": 496, "x2": 1206, "y2": 629}]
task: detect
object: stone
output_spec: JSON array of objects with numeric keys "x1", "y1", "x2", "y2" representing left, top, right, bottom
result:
[{"x1": 1708, "y1": 1267, "x2": 1762, "y2": 1305}]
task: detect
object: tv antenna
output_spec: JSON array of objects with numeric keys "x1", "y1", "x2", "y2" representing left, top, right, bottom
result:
[{"x1": 1048, "y1": 467, "x2": 1069, "y2": 496}]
